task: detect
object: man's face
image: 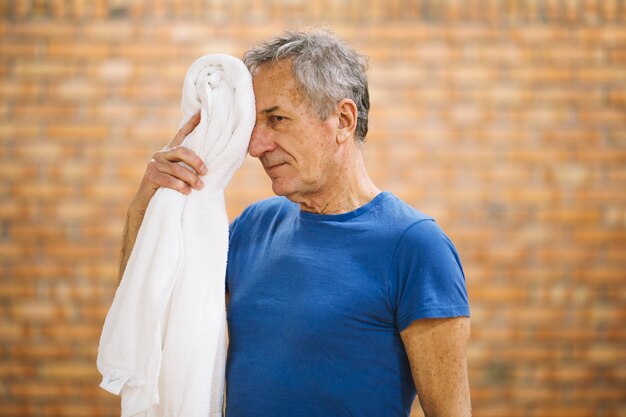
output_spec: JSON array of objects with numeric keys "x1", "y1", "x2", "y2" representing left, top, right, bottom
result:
[{"x1": 248, "y1": 60, "x2": 340, "y2": 202}]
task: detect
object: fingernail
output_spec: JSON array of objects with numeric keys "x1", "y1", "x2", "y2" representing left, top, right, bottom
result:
[
  {"x1": 197, "y1": 180, "x2": 204, "y2": 190},
  {"x1": 200, "y1": 164, "x2": 208, "y2": 175}
]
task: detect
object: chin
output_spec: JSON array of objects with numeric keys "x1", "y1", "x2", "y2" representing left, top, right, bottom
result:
[
  {"x1": 270, "y1": 179, "x2": 299, "y2": 199},
  {"x1": 271, "y1": 182, "x2": 291, "y2": 197}
]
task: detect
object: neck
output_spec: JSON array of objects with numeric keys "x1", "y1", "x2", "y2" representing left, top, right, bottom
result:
[{"x1": 297, "y1": 148, "x2": 381, "y2": 215}]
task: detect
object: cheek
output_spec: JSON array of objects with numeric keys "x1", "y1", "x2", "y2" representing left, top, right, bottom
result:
[
  {"x1": 289, "y1": 121, "x2": 335, "y2": 177},
  {"x1": 304, "y1": 147, "x2": 334, "y2": 182}
]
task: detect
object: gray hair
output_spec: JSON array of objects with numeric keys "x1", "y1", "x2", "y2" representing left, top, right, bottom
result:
[{"x1": 243, "y1": 29, "x2": 370, "y2": 143}]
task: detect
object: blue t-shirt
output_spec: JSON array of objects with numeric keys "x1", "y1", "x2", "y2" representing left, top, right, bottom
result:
[{"x1": 225, "y1": 192, "x2": 469, "y2": 417}]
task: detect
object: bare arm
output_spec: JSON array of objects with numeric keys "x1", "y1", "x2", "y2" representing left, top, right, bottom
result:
[
  {"x1": 118, "y1": 209, "x2": 145, "y2": 282},
  {"x1": 400, "y1": 317, "x2": 471, "y2": 417},
  {"x1": 118, "y1": 113, "x2": 207, "y2": 283}
]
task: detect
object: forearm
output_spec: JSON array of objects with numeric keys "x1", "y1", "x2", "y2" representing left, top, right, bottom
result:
[
  {"x1": 118, "y1": 210, "x2": 143, "y2": 283},
  {"x1": 116, "y1": 112, "x2": 204, "y2": 283},
  {"x1": 118, "y1": 189, "x2": 155, "y2": 283},
  {"x1": 420, "y1": 371, "x2": 471, "y2": 417},
  {"x1": 420, "y1": 344, "x2": 471, "y2": 417}
]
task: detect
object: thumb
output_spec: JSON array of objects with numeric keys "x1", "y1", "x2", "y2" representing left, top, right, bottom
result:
[{"x1": 167, "y1": 112, "x2": 201, "y2": 149}]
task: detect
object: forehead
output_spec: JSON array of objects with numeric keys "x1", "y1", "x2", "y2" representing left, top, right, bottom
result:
[{"x1": 252, "y1": 60, "x2": 306, "y2": 112}]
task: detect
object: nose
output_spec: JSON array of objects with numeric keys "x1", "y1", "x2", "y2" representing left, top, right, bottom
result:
[{"x1": 248, "y1": 123, "x2": 274, "y2": 158}]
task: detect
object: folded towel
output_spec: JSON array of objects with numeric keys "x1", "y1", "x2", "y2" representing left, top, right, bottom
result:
[{"x1": 97, "y1": 54, "x2": 255, "y2": 417}]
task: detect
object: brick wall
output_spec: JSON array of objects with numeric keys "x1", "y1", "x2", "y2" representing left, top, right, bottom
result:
[{"x1": 1, "y1": 1, "x2": 625, "y2": 416}]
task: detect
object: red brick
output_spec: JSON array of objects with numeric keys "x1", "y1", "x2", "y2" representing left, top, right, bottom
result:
[
  {"x1": 48, "y1": 162, "x2": 103, "y2": 182},
  {"x1": 1, "y1": 6, "x2": 625, "y2": 417},
  {"x1": 470, "y1": 325, "x2": 526, "y2": 342},
  {"x1": 80, "y1": 305, "x2": 110, "y2": 321},
  {"x1": 579, "y1": 108, "x2": 626, "y2": 125},
  {"x1": 536, "y1": 247, "x2": 598, "y2": 264},
  {"x1": 74, "y1": 341, "x2": 100, "y2": 359},
  {"x1": 49, "y1": 77, "x2": 109, "y2": 101},
  {"x1": 11, "y1": 182, "x2": 74, "y2": 200},
  {"x1": 609, "y1": 47, "x2": 626, "y2": 63},
  {"x1": 13, "y1": 102, "x2": 77, "y2": 119},
  {"x1": 0, "y1": 79, "x2": 41, "y2": 100},
  {"x1": 585, "y1": 344, "x2": 626, "y2": 364},
  {"x1": 0, "y1": 41, "x2": 38, "y2": 58},
  {"x1": 0, "y1": 123, "x2": 39, "y2": 140},
  {"x1": 40, "y1": 362, "x2": 98, "y2": 380},
  {"x1": 534, "y1": 328, "x2": 600, "y2": 342},
  {"x1": 530, "y1": 407, "x2": 598, "y2": 417},
  {"x1": 10, "y1": 344, "x2": 74, "y2": 360},
  {"x1": 76, "y1": 262, "x2": 118, "y2": 281},
  {"x1": 515, "y1": 365, "x2": 596, "y2": 383},
  {"x1": 0, "y1": 160, "x2": 37, "y2": 180},
  {"x1": 0, "y1": 282, "x2": 36, "y2": 297},
  {"x1": 9, "y1": 223, "x2": 67, "y2": 242},
  {"x1": 45, "y1": 200, "x2": 101, "y2": 221},
  {"x1": 10, "y1": 262, "x2": 74, "y2": 280},
  {"x1": 45, "y1": 403, "x2": 116, "y2": 417},
  {"x1": 0, "y1": 242, "x2": 24, "y2": 260},
  {"x1": 537, "y1": 208, "x2": 601, "y2": 224},
  {"x1": 606, "y1": 365, "x2": 626, "y2": 383},
  {"x1": 573, "y1": 268, "x2": 624, "y2": 284},
  {"x1": 83, "y1": 21, "x2": 135, "y2": 40},
  {"x1": 13, "y1": 141, "x2": 71, "y2": 161},
  {"x1": 605, "y1": 405, "x2": 626, "y2": 417},
  {"x1": 12, "y1": 299, "x2": 74, "y2": 322},
  {"x1": 116, "y1": 164, "x2": 146, "y2": 182},
  {"x1": 91, "y1": 100, "x2": 139, "y2": 120},
  {"x1": 83, "y1": 144, "x2": 152, "y2": 161},
  {"x1": 569, "y1": 387, "x2": 625, "y2": 400},
  {"x1": 605, "y1": 288, "x2": 626, "y2": 306},
  {"x1": 42, "y1": 324, "x2": 101, "y2": 341},
  {"x1": 0, "y1": 322, "x2": 25, "y2": 339},
  {"x1": 473, "y1": 406, "x2": 526, "y2": 417},
  {"x1": 44, "y1": 243, "x2": 107, "y2": 260},
  {"x1": 511, "y1": 26, "x2": 571, "y2": 43},
  {"x1": 13, "y1": 60, "x2": 79, "y2": 79},
  {"x1": 81, "y1": 222, "x2": 124, "y2": 240},
  {"x1": 46, "y1": 124, "x2": 109, "y2": 141},
  {"x1": 47, "y1": 41, "x2": 111, "y2": 59},
  {"x1": 0, "y1": 405, "x2": 40, "y2": 417},
  {"x1": 66, "y1": 281, "x2": 111, "y2": 300},
  {"x1": 0, "y1": 363, "x2": 36, "y2": 378},
  {"x1": 469, "y1": 286, "x2": 528, "y2": 303},
  {"x1": 9, "y1": 381, "x2": 73, "y2": 398}
]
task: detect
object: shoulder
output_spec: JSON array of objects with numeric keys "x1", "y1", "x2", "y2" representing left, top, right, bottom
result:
[
  {"x1": 377, "y1": 193, "x2": 437, "y2": 235},
  {"x1": 379, "y1": 194, "x2": 460, "y2": 262},
  {"x1": 386, "y1": 197, "x2": 469, "y2": 327},
  {"x1": 401, "y1": 219, "x2": 451, "y2": 249},
  {"x1": 392, "y1": 218, "x2": 461, "y2": 271}
]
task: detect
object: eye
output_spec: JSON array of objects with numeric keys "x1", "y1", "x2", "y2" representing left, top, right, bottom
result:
[{"x1": 270, "y1": 115, "x2": 286, "y2": 123}]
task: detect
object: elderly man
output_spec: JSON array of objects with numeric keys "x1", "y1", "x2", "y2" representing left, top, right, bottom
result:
[{"x1": 122, "y1": 30, "x2": 471, "y2": 417}]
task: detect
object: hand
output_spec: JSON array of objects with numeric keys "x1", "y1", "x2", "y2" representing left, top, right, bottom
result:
[{"x1": 130, "y1": 113, "x2": 208, "y2": 214}]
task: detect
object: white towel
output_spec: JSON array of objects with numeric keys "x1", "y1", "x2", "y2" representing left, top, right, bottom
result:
[{"x1": 97, "y1": 54, "x2": 255, "y2": 417}]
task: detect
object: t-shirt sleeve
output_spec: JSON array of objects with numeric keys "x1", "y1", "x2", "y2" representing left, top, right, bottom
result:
[{"x1": 389, "y1": 219, "x2": 470, "y2": 332}]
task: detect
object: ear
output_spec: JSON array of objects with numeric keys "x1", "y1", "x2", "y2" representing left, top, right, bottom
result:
[{"x1": 335, "y1": 99, "x2": 358, "y2": 144}]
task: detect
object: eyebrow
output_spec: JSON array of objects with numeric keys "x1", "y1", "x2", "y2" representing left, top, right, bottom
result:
[{"x1": 261, "y1": 106, "x2": 280, "y2": 114}]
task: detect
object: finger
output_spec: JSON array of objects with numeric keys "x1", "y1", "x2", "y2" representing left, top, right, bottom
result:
[
  {"x1": 157, "y1": 161, "x2": 204, "y2": 190},
  {"x1": 168, "y1": 112, "x2": 201, "y2": 148},
  {"x1": 153, "y1": 171, "x2": 192, "y2": 195},
  {"x1": 163, "y1": 146, "x2": 208, "y2": 176}
]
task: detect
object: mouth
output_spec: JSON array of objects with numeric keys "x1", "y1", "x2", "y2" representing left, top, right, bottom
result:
[{"x1": 265, "y1": 162, "x2": 287, "y2": 172}]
